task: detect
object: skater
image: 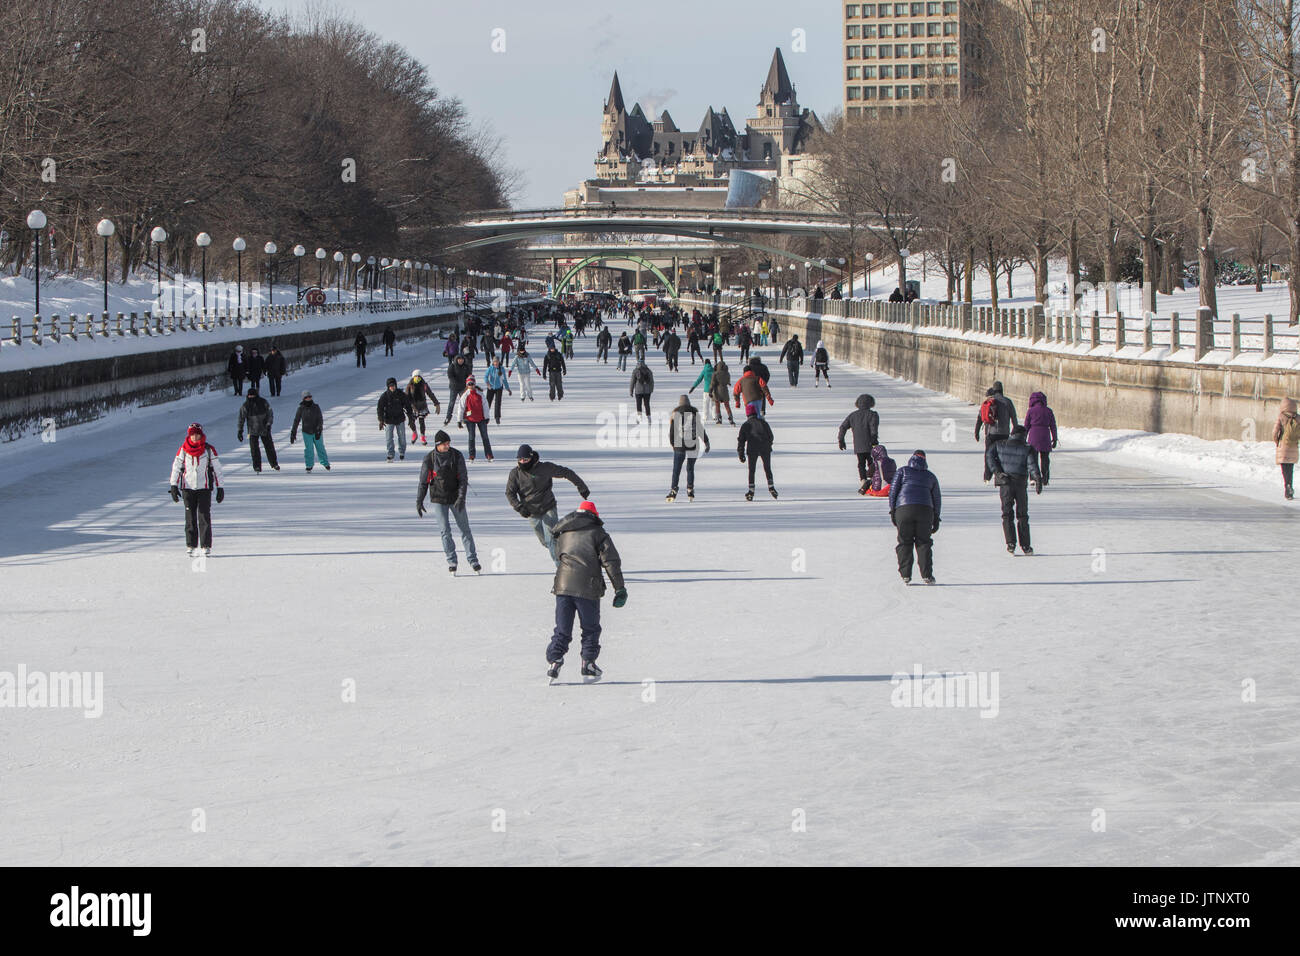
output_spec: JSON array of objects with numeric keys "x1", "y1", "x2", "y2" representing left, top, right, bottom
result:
[
  {"x1": 444, "y1": 353, "x2": 472, "y2": 422},
  {"x1": 354, "y1": 331, "x2": 368, "y2": 368},
  {"x1": 987, "y1": 425, "x2": 1042, "y2": 555},
  {"x1": 452, "y1": 374, "x2": 494, "y2": 462},
  {"x1": 484, "y1": 357, "x2": 512, "y2": 424},
  {"x1": 888, "y1": 450, "x2": 941, "y2": 584},
  {"x1": 227, "y1": 345, "x2": 246, "y2": 395},
  {"x1": 377, "y1": 376, "x2": 414, "y2": 462},
  {"x1": 1023, "y1": 391, "x2": 1058, "y2": 485},
  {"x1": 617, "y1": 331, "x2": 633, "y2": 370},
  {"x1": 246, "y1": 347, "x2": 265, "y2": 394},
  {"x1": 168, "y1": 422, "x2": 225, "y2": 556},
  {"x1": 737, "y1": 402, "x2": 777, "y2": 500},
  {"x1": 710, "y1": 328, "x2": 724, "y2": 364},
  {"x1": 687, "y1": 326, "x2": 703, "y2": 365},
  {"x1": 236, "y1": 386, "x2": 279, "y2": 473},
  {"x1": 838, "y1": 394, "x2": 880, "y2": 494},
  {"x1": 542, "y1": 344, "x2": 567, "y2": 400},
  {"x1": 632, "y1": 327, "x2": 648, "y2": 364},
  {"x1": 443, "y1": 334, "x2": 460, "y2": 361},
  {"x1": 710, "y1": 358, "x2": 735, "y2": 425},
  {"x1": 545, "y1": 500, "x2": 627, "y2": 684},
  {"x1": 505, "y1": 444, "x2": 591, "y2": 564},
  {"x1": 289, "y1": 390, "x2": 330, "y2": 471},
  {"x1": 737, "y1": 324, "x2": 752, "y2": 365},
  {"x1": 688, "y1": 359, "x2": 714, "y2": 404},
  {"x1": 405, "y1": 370, "x2": 442, "y2": 444},
  {"x1": 382, "y1": 326, "x2": 396, "y2": 356},
  {"x1": 768, "y1": 316, "x2": 780, "y2": 343},
  {"x1": 1275, "y1": 397, "x2": 1300, "y2": 500},
  {"x1": 663, "y1": 328, "x2": 681, "y2": 371},
  {"x1": 733, "y1": 363, "x2": 774, "y2": 418},
  {"x1": 416, "y1": 429, "x2": 480, "y2": 574},
  {"x1": 779, "y1": 334, "x2": 804, "y2": 387},
  {"x1": 975, "y1": 380, "x2": 1018, "y2": 482},
  {"x1": 630, "y1": 359, "x2": 654, "y2": 421},
  {"x1": 812, "y1": 340, "x2": 830, "y2": 387},
  {"x1": 666, "y1": 394, "x2": 711, "y2": 501},
  {"x1": 264, "y1": 345, "x2": 286, "y2": 397},
  {"x1": 595, "y1": 325, "x2": 612, "y2": 363},
  {"x1": 510, "y1": 346, "x2": 540, "y2": 401}
]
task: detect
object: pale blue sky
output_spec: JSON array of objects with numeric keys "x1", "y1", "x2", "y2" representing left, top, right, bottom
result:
[{"x1": 258, "y1": 0, "x2": 842, "y2": 207}]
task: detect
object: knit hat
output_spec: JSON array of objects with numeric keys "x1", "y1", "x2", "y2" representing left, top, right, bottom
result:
[
  {"x1": 302, "y1": 389, "x2": 312, "y2": 399},
  {"x1": 578, "y1": 500, "x2": 599, "y2": 517},
  {"x1": 386, "y1": 377, "x2": 398, "y2": 387},
  {"x1": 235, "y1": 345, "x2": 243, "y2": 353},
  {"x1": 913, "y1": 449, "x2": 926, "y2": 458},
  {"x1": 412, "y1": 369, "x2": 421, "y2": 379},
  {"x1": 434, "y1": 429, "x2": 451, "y2": 444},
  {"x1": 187, "y1": 422, "x2": 205, "y2": 438},
  {"x1": 516, "y1": 444, "x2": 535, "y2": 460},
  {"x1": 678, "y1": 394, "x2": 690, "y2": 406},
  {"x1": 247, "y1": 386, "x2": 258, "y2": 397},
  {"x1": 466, "y1": 374, "x2": 476, "y2": 385},
  {"x1": 745, "y1": 402, "x2": 760, "y2": 417}
]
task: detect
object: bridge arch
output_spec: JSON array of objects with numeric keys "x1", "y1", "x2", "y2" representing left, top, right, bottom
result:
[{"x1": 555, "y1": 254, "x2": 677, "y2": 298}]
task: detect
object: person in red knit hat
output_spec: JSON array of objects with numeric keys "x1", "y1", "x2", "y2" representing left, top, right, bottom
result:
[
  {"x1": 168, "y1": 422, "x2": 226, "y2": 556},
  {"x1": 546, "y1": 499, "x2": 627, "y2": 684}
]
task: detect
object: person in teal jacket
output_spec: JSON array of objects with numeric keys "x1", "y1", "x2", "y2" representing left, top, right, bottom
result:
[
  {"x1": 688, "y1": 359, "x2": 714, "y2": 397},
  {"x1": 484, "y1": 357, "x2": 512, "y2": 425}
]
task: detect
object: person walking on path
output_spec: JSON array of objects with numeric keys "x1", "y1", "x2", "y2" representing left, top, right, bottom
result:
[
  {"x1": 779, "y1": 334, "x2": 804, "y2": 387},
  {"x1": 1023, "y1": 391, "x2": 1058, "y2": 485},
  {"x1": 545, "y1": 500, "x2": 627, "y2": 683},
  {"x1": 452, "y1": 374, "x2": 494, "y2": 461},
  {"x1": 542, "y1": 344, "x2": 567, "y2": 401},
  {"x1": 975, "y1": 380, "x2": 1019, "y2": 482},
  {"x1": 168, "y1": 422, "x2": 225, "y2": 556},
  {"x1": 290, "y1": 390, "x2": 330, "y2": 471},
  {"x1": 264, "y1": 346, "x2": 287, "y2": 397},
  {"x1": 227, "y1": 345, "x2": 246, "y2": 395},
  {"x1": 1275, "y1": 398, "x2": 1300, "y2": 500},
  {"x1": 382, "y1": 326, "x2": 396, "y2": 356},
  {"x1": 737, "y1": 402, "x2": 777, "y2": 500},
  {"x1": 666, "y1": 394, "x2": 711, "y2": 501},
  {"x1": 377, "y1": 376, "x2": 414, "y2": 462},
  {"x1": 510, "y1": 346, "x2": 540, "y2": 401},
  {"x1": 812, "y1": 340, "x2": 831, "y2": 387},
  {"x1": 405, "y1": 370, "x2": 442, "y2": 445},
  {"x1": 444, "y1": 353, "x2": 472, "y2": 422},
  {"x1": 630, "y1": 359, "x2": 655, "y2": 421},
  {"x1": 506, "y1": 444, "x2": 591, "y2": 565},
  {"x1": 617, "y1": 331, "x2": 633, "y2": 370},
  {"x1": 595, "y1": 325, "x2": 612, "y2": 363},
  {"x1": 888, "y1": 450, "x2": 941, "y2": 585},
  {"x1": 246, "y1": 347, "x2": 265, "y2": 394},
  {"x1": 354, "y1": 331, "x2": 368, "y2": 368},
  {"x1": 484, "y1": 357, "x2": 512, "y2": 425},
  {"x1": 416, "y1": 429, "x2": 480, "y2": 574},
  {"x1": 838, "y1": 394, "x2": 880, "y2": 495},
  {"x1": 987, "y1": 425, "x2": 1042, "y2": 555},
  {"x1": 768, "y1": 316, "x2": 780, "y2": 342},
  {"x1": 237, "y1": 386, "x2": 279, "y2": 473}
]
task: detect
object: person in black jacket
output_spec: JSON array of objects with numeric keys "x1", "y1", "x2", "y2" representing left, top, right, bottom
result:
[
  {"x1": 227, "y1": 345, "x2": 246, "y2": 395},
  {"x1": 546, "y1": 500, "x2": 627, "y2": 683},
  {"x1": 377, "y1": 377, "x2": 414, "y2": 461},
  {"x1": 737, "y1": 402, "x2": 777, "y2": 500},
  {"x1": 595, "y1": 325, "x2": 612, "y2": 363},
  {"x1": 264, "y1": 346, "x2": 287, "y2": 396},
  {"x1": 289, "y1": 390, "x2": 330, "y2": 471},
  {"x1": 812, "y1": 340, "x2": 831, "y2": 387},
  {"x1": 382, "y1": 327, "x2": 396, "y2": 356},
  {"x1": 237, "y1": 386, "x2": 279, "y2": 472},
  {"x1": 246, "y1": 347, "x2": 266, "y2": 394},
  {"x1": 354, "y1": 332, "x2": 367, "y2": 368},
  {"x1": 662, "y1": 329, "x2": 681, "y2": 371},
  {"x1": 416, "y1": 429, "x2": 480, "y2": 574},
  {"x1": 987, "y1": 425, "x2": 1041, "y2": 555},
  {"x1": 837, "y1": 393, "x2": 880, "y2": 494},
  {"x1": 779, "y1": 335, "x2": 804, "y2": 386},
  {"x1": 444, "y1": 353, "x2": 472, "y2": 422},
  {"x1": 542, "y1": 345, "x2": 567, "y2": 400},
  {"x1": 975, "y1": 380, "x2": 1019, "y2": 482},
  {"x1": 506, "y1": 444, "x2": 590, "y2": 564}
]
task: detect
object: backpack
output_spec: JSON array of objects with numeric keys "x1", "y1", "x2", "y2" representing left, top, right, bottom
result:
[{"x1": 980, "y1": 396, "x2": 999, "y2": 425}]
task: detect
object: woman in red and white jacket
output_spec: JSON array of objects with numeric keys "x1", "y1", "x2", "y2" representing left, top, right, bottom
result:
[
  {"x1": 168, "y1": 422, "x2": 225, "y2": 555},
  {"x1": 451, "y1": 374, "x2": 494, "y2": 462}
]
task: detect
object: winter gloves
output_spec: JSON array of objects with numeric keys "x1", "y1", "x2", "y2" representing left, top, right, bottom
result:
[
  {"x1": 1051, "y1": 438, "x2": 1058, "y2": 449},
  {"x1": 417, "y1": 500, "x2": 426, "y2": 517},
  {"x1": 237, "y1": 431, "x2": 244, "y2": 442},
  {"x1": 613, "y1": 588, "x2": 628, "y2": 608},
  {"x1": 1034, "y1": 479, "x2": 1043, "y2": 495},
  {"x1": 931, "y1": 516, "x2": 940, "y2": 534},
  {"x1": 290, "y1": 433, "x2": 296, "y2": 444},
  {"x1": 838, "y1": 440, "x2": 847, "y2": 451},
  {"x1": 889, "y1": 510, "x2": 896, "y2": 526},
  {"x1": 515, "y1": 505, "x2": 532, "y2": 518},
  {"x1": 215, "y1": 487, "x2": 225, "y2": 504},
  {"x1": 169, "y1": 485, "x2": 180, "y2": 503},
  {"x1": 454, "y1": 495, "x2": 466, "y2": 513}
]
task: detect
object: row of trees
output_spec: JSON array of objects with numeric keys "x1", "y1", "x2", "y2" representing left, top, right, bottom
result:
[
  {"x1": 0, "y1": 0, "x2": 519, "y2": 288},
  {"x1": 780, "y1": 0, "x2": 1300, "y2": 321}
]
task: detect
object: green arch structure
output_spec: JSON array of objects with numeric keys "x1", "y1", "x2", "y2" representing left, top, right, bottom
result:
[{"x1": 554, "y1": 254, "x2": 678, "y2": 298}]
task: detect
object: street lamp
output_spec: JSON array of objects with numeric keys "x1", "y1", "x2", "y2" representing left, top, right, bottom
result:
[
  {"x1": 380, "y1": 257, "x2": 390, "y2": 299},
  {"x1": 293, "y1": 244, "x2": 305, "y2": 303},
  {"x1": 150, "y1": 226, "x2": 167, "y2": 311},
  {"x1": 865, "y1": 253, "x2": 874, "y2": 298},
  {"x1": 264, "y1": 241, "x2": 277, "y2": 308},
  {"x1": 367, "y1": 256, "x2": 376, "y2": 302},
  {"x1": 403, "y1": 260, "x2": 413, "y2": 300},
  {"x1": 351, "y1": 253, "x2": 361, "y2": 301},
  {"x1": 315, "y1": 247, "x2": 326, "y2": 291},
  {"x1": 899, "y1": 248, "x2": 910, "y2": 298},
  {"x1": 232, "y1": 237, "x2": 246, "y2": 316},
  {"x1": 837, "y1": 257, "x2": 846, "y2": 296},
  {"x1": 96, "y1": 218, "x2": 115, "y2": 314},
  {"x1": 196, "y1": 232, "x2": 211, "y2": 313},
  {"x1": 333, "y1": 251, "x2": 344, "y2": 303}
]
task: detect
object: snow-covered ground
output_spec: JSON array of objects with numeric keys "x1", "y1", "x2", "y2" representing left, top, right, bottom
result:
[{"x1": 1, "y1": 328, "x2": 1297, "y2": 865}]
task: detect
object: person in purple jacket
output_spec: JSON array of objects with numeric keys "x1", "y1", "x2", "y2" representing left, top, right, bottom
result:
[{"x1": 1023, "y1": 391, "x2": 1058, "y2": 485}]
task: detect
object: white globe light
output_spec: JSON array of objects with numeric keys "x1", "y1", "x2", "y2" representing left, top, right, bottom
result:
[
  {"x1": 899, "y1": 248, "x2": 910, "y2": 258},
  {"x1": 232, "y1": 237, "x2": 247, "y2": 252},
  {"x1": 27, "y1": 209, "x2": 47, "y2": 230},
  {"x1": 316, "y1": 247, "x2": 327, "y2": 259},
  {"x1": 195, "y1": 232, "x2": 211, "y2": 247},
  {"x1": 351, "y1": 253, "x2": 360, "y2": 263},
  {"x1": 333, "y1": 251, "x2": 344, "y2": 262},
  {"x1": 150, "y1": 226, "x2": 167, "y2": 243},
  {"x1": 294, "y1": 245, "x2": 306, "y2": 257},
  {"x1": 96, "y1": 218, "x2": 116, "y2": 238},
  {"x1": 264, "y1": 241, "x2": 277, "y2": 255}
]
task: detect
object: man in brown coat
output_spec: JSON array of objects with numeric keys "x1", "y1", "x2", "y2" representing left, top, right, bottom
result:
[
  {"x1": 546, "y1": 500, "x2": 627, "y2": 683},
  {"x1": 732, "y1": 366, "x2": 774, "y2": 417}
]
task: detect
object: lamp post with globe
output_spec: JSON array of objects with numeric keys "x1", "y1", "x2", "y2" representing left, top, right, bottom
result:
[
  {"x1": 351, "y1": 253, "x2": 361, "y2": 302},
  {"x1": 264, "y1": 241, "x2": 277, "y2": 308},
  {"x1": 294, "y1": 245, "x2": 306, "y2": 303},
  {"x1": 150, "y1": 226, "x2": 167, "y2": 312},
  {"x1": 232, "y1": 237, "x2": 247, "y2": 317},
  {"x1": 96, "y1": 219, "x2": 116, "y2": 315},
  {"x1": 196, "y1": 232, "x2": 212, "y2": 313}
]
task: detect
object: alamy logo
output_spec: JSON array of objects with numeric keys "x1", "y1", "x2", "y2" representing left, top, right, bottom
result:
[
  {"x1": 594, "y1": 404, "x2": 670, "y2": 448},
  {"x1": 890, "y1": 664, "x2": 1000, "y2": 718},
  {"x1": 50, "y1": 886, "x2": 151, "y2": 936},
  {"x1": 0, "y1": 665, "x2": 103, "y2": 718}
]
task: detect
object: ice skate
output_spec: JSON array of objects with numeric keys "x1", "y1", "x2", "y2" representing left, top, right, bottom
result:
[
  {"x1": 745, "y1": 488, "x2": 755, "y2": 501},
  {"x1": 581, "y1": 660, "x2": 603, "y2": 682},
  {"x1": 768, "y1": 485, "x2": 779, "y2": 499},
  {"x1": 665, "y1": 489, "x2": 677, "y2": 502},
  {"x1": 547, "y1": 659, "x2": 563, "y2": 684}
]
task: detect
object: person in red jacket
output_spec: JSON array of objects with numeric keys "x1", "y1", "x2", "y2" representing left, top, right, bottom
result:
[{"x1": 452, "y1": 374, "x2": 494, "y2": 461}]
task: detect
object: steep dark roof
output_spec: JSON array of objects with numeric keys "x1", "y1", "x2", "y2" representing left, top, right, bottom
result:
[
  {"x1": 657, "y1": 109, "x2": 678, "y2": 132},
  {"x1": 762, "y1": 48, "x2": 795, "y2": 105},
  {"x1": 606, "y1": 72, "x2": 625, "y2": 114}
]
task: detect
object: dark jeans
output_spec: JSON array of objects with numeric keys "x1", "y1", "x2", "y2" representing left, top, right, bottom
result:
[
  {"x1": 597, "y1": 345, "x2": 609, "y2": 362},
  {"x1": 815, "y1": 364, "x2": 829, "y2": 383},
  {"x1": 856, "y1": 452, "x2": 873, "y2": 482},
  {"x1": 787, "y1": 361, "x2": 800, "y2": 386},
  {"x1": 999, "y1": 475, "x2": 1031, "y2": 550},
  {"x1": 248, "y1": 434, "x2": 278, "y2": 470},
  {"x1": 739, "y1": 344, "x2": 751, "y2": 364},
  {"x1": 671, "y1": 449, "x2": 697, "y2": 490},
  {"x1": 666, "y1": 352, "x2": 679, "y2": 371},
  {"x1": 248, "y1": 375, "x2": 261, "y2": 393},
  {"x1": 689, "y1": 344, "x2": 703, "y2": 364},
  {"x1": 983, "y1": 433, "x2": 1008, "y2": 481},
  {"x1": 1036, "y1": 450, "x2": 1051, "y2": 483},
  {"x1": 746, "y1": 451, "x2": 773, "y2": 487},
  {"x1": 183, "y1": 489, "x2": 212, "y2": 548},
  {"x1": 548, "y1": 594, "x2": 602, "y2": 663},
  {"x1": 617, "y1": 351, "x2": 629, "y2": 370},
  {"x1": 466, "y1": 420, "x2": 492, "y2": 459},
  {"x1": 231, "y1": 374, "x2": 244, "y2": 395},
  {"x1": 548, "y1": 373, "x2": 564, "y2": 400},
  {"x1": 895, "y1": 503, "x2": 934, "y2": 579},
  {"x1": 384, "y1": 342, "x2": 394, "y2": 355},
  {"x1": 712, "y1": 345, "x2": 723, "y2": 363},
  {"x1": 1283, "y1": 462, "x2": 1295, "y2": 491},
  {"x1": 635, "y1": 394, "x2": 651, "y2": 418},
  {"x1": 267, "y1": 374, "x2": 282, "y2": 397},
  {"x1": 355, "y1": 349, "x2": 366, "y2": 367},
  {"x1": 486, "y1": 387, "x2": 504, "y2": 422}
]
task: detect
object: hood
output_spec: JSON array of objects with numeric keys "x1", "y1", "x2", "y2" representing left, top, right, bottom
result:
[
  {"x1": 855, "y1": 394, "x2": 875, "y2": 410},
  {"x1": 1029, "y1": 391, "x2": 1046, "y2": 406},
  {"x1": 816, "y1": 340, "x2": 824, "y2": 349},
  {"x1": 907, "y1": 453, "x2": 928, "y2": 470},
  {"x1": 553, "y1": 510, "x2": 603, "y2": 535},
  {"x1": 871, "y1": 444, "x2": 889, "y2": 461},
  {"x1": 1284, "y1": 398, "x2": 1299, "y2": 415},
  {"x1": 386, "y1": 377, "x2": 398, "y2": 387},
  {"x1": 991, "y1": 380, "x2": 1004, "y2": 394}
]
